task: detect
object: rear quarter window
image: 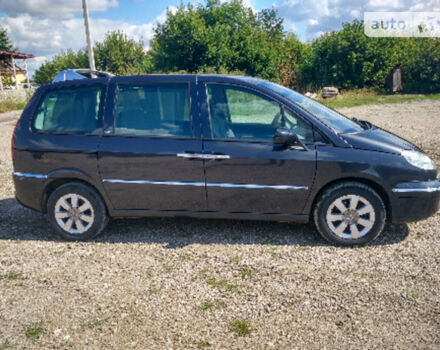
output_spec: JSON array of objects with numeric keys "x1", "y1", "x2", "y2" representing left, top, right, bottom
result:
[{"x1": 33, "y1": 85, "x2": 102, "y2": 134}]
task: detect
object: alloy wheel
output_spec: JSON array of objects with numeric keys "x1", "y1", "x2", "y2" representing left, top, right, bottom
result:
[
  {"x1": 54, "y1": 193, "x2": 95, "y2": 234},
  {"x1": 325, "y1": 194, "x2": 375, "y2": 239}
]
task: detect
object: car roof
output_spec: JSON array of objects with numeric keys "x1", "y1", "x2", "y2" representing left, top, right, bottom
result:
[{"x1": 44, "y1": 74, "x2": 265, "y2": 88}]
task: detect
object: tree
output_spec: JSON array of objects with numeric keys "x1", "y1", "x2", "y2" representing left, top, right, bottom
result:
[
  {"x1": 33, "y1": 49, "x2": 89, "y2": 85},
  {"x1": 94, "y1": 31, "x2": 151, "y2": 75},
  {"x1": 302, "y1": 20, "x2": 404, "y2": 89},
  {"x1": 400, "y1": 38, "x2": 440, "y2": 93},
  {"x1": 273, "y1": 33, "x2": 306, "y2": 89},
  {"x1": 0, "y1": 26, "x2": 16, "y2": 52},
  {"x1": 149, "y1": 0, "x2": 286, "y2": 79},
  {"x1": 34, "y1": 31, "x2": 152, "y2": 85}
]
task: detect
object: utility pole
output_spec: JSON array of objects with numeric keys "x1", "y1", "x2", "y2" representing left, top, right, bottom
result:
[{"x1": 82, "y1": 0, "x2": 96, "y2": 71}]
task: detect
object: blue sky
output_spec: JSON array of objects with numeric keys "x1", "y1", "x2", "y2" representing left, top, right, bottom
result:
[
  {"x1": 0, "y1": 0, "x2": 438, "y2": 75},
  {"x1": 92, "y1": 1, "x2": 276, "y2": 23}
]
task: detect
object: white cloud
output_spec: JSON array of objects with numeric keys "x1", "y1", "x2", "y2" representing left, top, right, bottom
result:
[
  {"x1": 1, "y1": 6, "x2": 175, "y2": 77},
  {"x1": 276, "y1": 0, "x2": 440, "y2": 40},
  {"x1": 0, "y1": 0, "x2": 119, "y2": 18}
]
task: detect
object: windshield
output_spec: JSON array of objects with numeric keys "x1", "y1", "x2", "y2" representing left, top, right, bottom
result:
[{"x1": 260, "y1": 81, "x2": 363, "y2": 134}]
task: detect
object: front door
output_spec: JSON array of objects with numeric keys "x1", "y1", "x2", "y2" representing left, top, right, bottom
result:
[
  {"x1": 200, "y1": 81, "x2": 317, "y2": 215},
  {"x1": 98, "y1": 76, "x2": 206, "y2": 211}
]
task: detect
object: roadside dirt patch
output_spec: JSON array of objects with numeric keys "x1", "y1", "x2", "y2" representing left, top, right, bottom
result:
[{"x1": 0, "y1": 102, "x2": 439, "y2": 349}]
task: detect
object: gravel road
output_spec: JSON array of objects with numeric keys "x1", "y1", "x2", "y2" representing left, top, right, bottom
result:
[{"x1": 0, "y1": 103, "x2": 439, "y2": 349}]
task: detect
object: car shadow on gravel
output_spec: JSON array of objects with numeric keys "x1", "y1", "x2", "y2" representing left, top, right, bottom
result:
[{"x1": 0, "y1": 197, "x2": 409, "y2": 248}]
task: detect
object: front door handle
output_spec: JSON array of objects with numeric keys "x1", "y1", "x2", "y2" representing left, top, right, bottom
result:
[{"x1": 177, "y1": 152, "x2": 205, "y2": 159}]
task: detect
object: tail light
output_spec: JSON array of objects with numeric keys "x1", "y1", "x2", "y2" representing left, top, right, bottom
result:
[{"x1": 11, "y1": 119, "x2": 19, "y2": 160}]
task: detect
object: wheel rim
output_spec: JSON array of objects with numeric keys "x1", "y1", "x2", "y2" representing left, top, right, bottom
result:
[
  {"x1": 326, "y1": 194, "x2": 375, "y2": 240},
  {"x1": 54, "y1": 193, "x2": 95, "y2": 234}
]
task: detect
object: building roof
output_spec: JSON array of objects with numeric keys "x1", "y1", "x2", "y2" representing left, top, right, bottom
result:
[{"x1": 0, "y1": 50, "x2": 35, "y2": 59}]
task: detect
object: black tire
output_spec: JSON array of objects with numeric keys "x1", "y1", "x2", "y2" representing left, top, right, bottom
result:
[
  {"x1": 47, "y1": 182, "x2": 108, "y2": 241},
  {"x1": 313, "y1": 182, "x2": 386, "y2": 246}
]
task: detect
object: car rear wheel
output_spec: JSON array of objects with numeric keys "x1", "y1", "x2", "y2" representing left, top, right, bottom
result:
[
  {"x1": 314, "y1": 182, "x2": 386, "y2": 246},
  {"x1": 47, "y1": 182, "x2": 108, "y2": 241}
]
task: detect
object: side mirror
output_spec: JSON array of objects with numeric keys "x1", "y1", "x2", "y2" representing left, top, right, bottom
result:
[{"x1": 273, "y1": 128, "x2": 306, "y2": 150}]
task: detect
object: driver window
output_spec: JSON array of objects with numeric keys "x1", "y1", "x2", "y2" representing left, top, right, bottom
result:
[
  {"x1": 207, "y1": 84, "x2": 314, "y2": 143},
  {"x1": 284, "y1": 108, "x2": 315, "y2": 144},
  {"x1": 207, "y1": 85, "x2": 281, "y2": 141}
]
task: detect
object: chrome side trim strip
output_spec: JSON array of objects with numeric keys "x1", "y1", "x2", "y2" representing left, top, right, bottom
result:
[
  {"x1": 103, "y1": 179, "x2": 308, "y2": 190},
  {"x1": 104, "y1": 179, "x2": 206, "y2": 187},
  {"x1": 206, "y1": 183, "x2": 308, "y2": 190},
  {"x1": 12, "y1": 172, "x2": 47, "y2": 179},
  {"x1": 392, "y1": 187, "x2": 440, "y2": 193},
  {"x1": 203, "y1": 154, "x2": 231, "y2": 160},
  {"x1": 177, "y1": 153, "x2": 231, "y2": 160}
]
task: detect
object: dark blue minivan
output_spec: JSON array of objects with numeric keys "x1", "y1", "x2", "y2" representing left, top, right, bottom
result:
[{"x1": 11, "y1": 74, "x2": 440, "y2": 245}]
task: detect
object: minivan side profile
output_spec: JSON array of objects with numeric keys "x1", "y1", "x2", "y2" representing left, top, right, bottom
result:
[{"x1": 11, "y1": 74, "x2": 440, "y2": 246}]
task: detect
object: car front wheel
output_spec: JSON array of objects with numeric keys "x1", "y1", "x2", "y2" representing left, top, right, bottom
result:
[
  {"x1": 314, "y1": 182, "x2": 386, "y2": 246},
  {"x1": 47, "y1": 182, "x2": 108, "y2": 241}
]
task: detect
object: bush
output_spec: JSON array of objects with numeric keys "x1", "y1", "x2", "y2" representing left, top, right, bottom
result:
[{"x1": 400, "y1": 38, "x2": 440, "y2": 93}]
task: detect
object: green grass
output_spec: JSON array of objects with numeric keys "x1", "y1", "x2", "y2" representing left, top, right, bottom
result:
[
  {"x1": 0, "y1": 340, "x2": 12, "y2": 349},
  {"x1": 200, "y1": 301, "x2": 215, "y2": 311},
  {"x1": 205, "y1": 278, "x2": 239, "y2": 292},
  {"x1": 239, "y1": 268, "x2": 253, "y2": 280},
  {"x1": 148, "y1": 287, "x2": 161, "y2": 295},
  {"x1": 1, "y1": 272, "x2": 23, "y2": 280},
  {"x1": 408, "y1": 290, "x2": 422, "y2": 299},
  {"x1": 163, "y1": 264, "x2": 177, "y2": 272},
  {"x1": 230, "y1": 319, "x2": 252, "y2": 336},
  {"x1": 200, "y1": 299, "x2": 227, "y2": 311},
  {"x1": 316, "y1": 90, "x2": 440, "y2": 109},
  {"x1": 24, "y1": 321, "x2": 44, "y2": 340},
  {"x1": 0, "y1": 100, "x2": 25, "y2": 113},
  {"x1": 197, "y1": 340, "x2": 211, "y2": 348},
  {"x1": 82, "y1": 317, "x2": 109, "y2": 329},
  {"x1": 0, "y1": 91, "x2": 32, "y2": 113},
  {"x1": 179, "y1": 253, "x2": 193, "y2": 261},
  {"x1": 230, "y1": 256, "x2": 241, "y2": 264}
]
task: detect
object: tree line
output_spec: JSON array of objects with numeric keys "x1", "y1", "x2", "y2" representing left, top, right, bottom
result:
[{"x1": 30, "y1": 0, "x2": 440, "y2": 93}]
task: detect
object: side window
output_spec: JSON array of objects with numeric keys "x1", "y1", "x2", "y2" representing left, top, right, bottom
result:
[
  {"x1": 207, "y1": 84, "x2": 315, "y2": 143},
  {"x1": 207, "y1": 85, "x2": 280, "y2": 141},
  {"x1": 114, "y1": 83, "x2": 191, "y2": 137},
  {"x1": 283, "y1": 109, "x2": 315, "y2": 144},
  {"x1": 33, "y1": 85, "x2": 102, "y2": 134}
]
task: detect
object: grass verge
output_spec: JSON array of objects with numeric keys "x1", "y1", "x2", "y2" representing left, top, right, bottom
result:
[
  {"x1": 316, "y1": 90, "x2": 440, "y2": 109},
  {"x1": 0, "y1": 100, "x2": 26, "y2": 113}
]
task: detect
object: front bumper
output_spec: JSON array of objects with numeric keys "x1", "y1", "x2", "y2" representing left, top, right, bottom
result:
[{"x1": 391, "y1": 179, "x2": 440, "y2": 223}]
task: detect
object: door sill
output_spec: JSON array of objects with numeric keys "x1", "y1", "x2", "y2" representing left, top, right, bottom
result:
[{"x1": 108, "y1": 209, "x2": 309, "y2": 223}]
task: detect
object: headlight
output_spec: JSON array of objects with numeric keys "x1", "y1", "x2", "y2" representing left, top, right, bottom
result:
[{"x1": 401, "y1": 150, "x2": 436, "y2": 170}]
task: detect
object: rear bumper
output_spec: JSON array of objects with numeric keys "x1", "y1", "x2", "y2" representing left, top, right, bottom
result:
[
  {"x1": 390, "y1": 179, "x2": 440, "y2": 223},
  {"x1": 13, "y1": 172, "x2": 47, "y2": 212}
]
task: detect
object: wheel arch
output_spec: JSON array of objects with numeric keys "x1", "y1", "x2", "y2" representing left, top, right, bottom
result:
[
  {"x1": 309, "y1": 177, "x2": 392, "y2": 222},
  {"x1": 41, "y1": 178, "x2": 107, "y2": 214}
]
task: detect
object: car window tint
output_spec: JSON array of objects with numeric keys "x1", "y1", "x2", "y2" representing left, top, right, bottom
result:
[
  {"x1": 207, "y1": 85, "x2": 280, "y2": 141},
  {"x1": 284, "y1": 109, "x2": 315, "y2": 144},
  {"x1": 33, "y1": 85, "x2": 101, "y2": 134},
  {"x1": 207, "y1": 85, "x2": 314, "y2": 143},
  {"x1": 114, "y1": 83, "x2": 191, "y2": 137}
]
